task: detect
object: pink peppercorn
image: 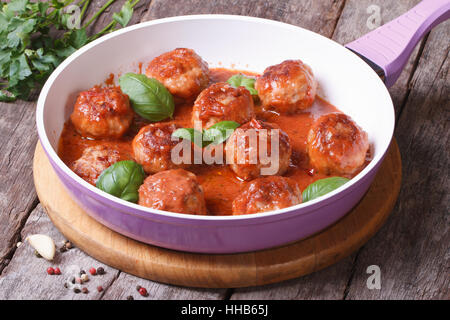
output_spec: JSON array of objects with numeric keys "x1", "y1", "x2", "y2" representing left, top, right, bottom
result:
[
  {"x1": 138, "y1": 287, "x2": 148, "y2": 297},
  {"x1": 47, "y1": 267, "x2": 54, "y2": 275},
  {"x1": 97, "y1": 286, "x2": 103, "y2": 292},
  {"x1": 89, "y1": 267, "x2": 97, "y2": 275},
  {"x1": 54, "y1": 267, "x2": 61, "y2": 275}
]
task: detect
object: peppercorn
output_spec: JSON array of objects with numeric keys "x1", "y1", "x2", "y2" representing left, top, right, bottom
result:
[
  {"x1": 97, "y1": 286, "x2": 103, "y2": 292},
  {"x1": 138, "y1": 287, "x2": 148, "y2": 297},
  {"x1": 79, "y1": 269, "x2": 86, "y2": 276},
  {"x1": 97, "y1": 267, "x2": 105, "y2": 275},
  {"x1": 59, "y1": 246, "x2": 67, "y2": 253},
  {"x1": 89, "y1": 267, "x2": 97, "y2": 275},
  {"x1": 70, "y1": 276, "x2": 75, "y2": 284},
  {"x1": 126, "y1": 295, "x2": 134, "y2": 300},
  {"x1": 65, "y1": 241, "x2": 73, "y2": 250},
  {"x1": 82, "y1": 287, "x2": 89, "y2": 294},
  {"x1": 47, "y1": 267, "x2": 54, "y2": 275},
  {"x1": 81, "y1": 274, "x2": 89, "y2": 283},
  {"x1": 64, "y1": 282, "x2": 69, "y2": 288},
  {"x1": 73, "y1": 287, "x2": 81, "y2": 294},
  {"x1": 75, "y1": 277, "x2": 82, "y2": 284},
  {"x1": 54, "y1": 267, "x2": 61, "y2": 275}
]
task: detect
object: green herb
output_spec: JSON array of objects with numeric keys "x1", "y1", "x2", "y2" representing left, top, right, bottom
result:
[
  {"x1": 118, "y1": 73, "x2": 175, "y2": 121},
  {"x1": 202, "y1": 121, "x2": 240, "y2": 145},
  {"x1": 96, "y1": 160, "x2": 145, "y2": 203},
  {"x1": 227, "y1": 74, "x2": 258, "y2": 95},
  {"x1": 302, "y1": 177, "x2": 350, "y2": 202},
  {"x1": 0, "y1": 0, "x2": 140, "y2": 102},
  {"x1": 172, "y1": 121, "x2": 240, "y2": 147}
]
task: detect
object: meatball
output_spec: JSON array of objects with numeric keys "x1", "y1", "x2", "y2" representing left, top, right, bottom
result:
[
  {"x1": 138, "y1": 169, "x2": 207, "y2": 215},
  {"x1": 225, "y1": 119, "x2": 291, "y2": 181},
  {"x1": 70, "y1": 144, "x2": 129, "y2": 185},
  {"x1": 232, "y1": 176, "x2": 302, "y2": 215},
  {"x1": 192, "y1": 82, "x2": 255, "y2": 129},
  {"x1": 70, "y1": 86, "x2": 133, "y2": 139},
  {"x1": 132, "y1": 122, "x2": 189, "y2": 174},
  {"x1": 255, "y1": 60, "x2": 317, "y2": 113},
  {"x1": 145, "y1": 48, "x2": 210, "y2": 100},
  {"x1": 307, "y1": 113, "x2": 369, "y2": 175}
]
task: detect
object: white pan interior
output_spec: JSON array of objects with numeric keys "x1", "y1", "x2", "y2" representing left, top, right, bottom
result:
[{"x1": 37, "y1": 15, "x2": 395, "y2": 217}]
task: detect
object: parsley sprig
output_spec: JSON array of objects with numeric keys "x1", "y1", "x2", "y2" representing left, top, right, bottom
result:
[{"x1": 0, "y1": 0, "x2": 140, "y2": 102}]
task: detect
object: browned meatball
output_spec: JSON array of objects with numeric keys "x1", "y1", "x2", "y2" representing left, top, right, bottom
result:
[
  {"x1": 255, "y1": 60, "x2": 317, "y2": 113},
  {"x1": 70, "y1": 86, "x2": 133, "y2": 139},
  {"x1": 225, "y1": 119, "x2": 291, "y2": 181},
  {"x1": 145, "y1": 48, "x2": 210, "y2": 100},
  {"x1": 232, "y1": 176, "x2": 302, "y2": 215},
  {"x1": 138, "y1": 169, "x2": 207, "y2": 215},
  {"x1": 132, "y1": 122, "x2": 190, "y2": 174},
  {"x1": 307, "y1": 113, "x2": 369, "y2": 175},
  {"x1": 70, "y1": 144, "x2": 130, "y2": 185},
  {"x1": 192, "y1": 82, "x2": 255, "y2": 129}
]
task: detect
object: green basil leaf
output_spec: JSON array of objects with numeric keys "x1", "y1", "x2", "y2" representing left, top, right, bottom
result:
[
  {"x1": 119, "y1": 73, "x2": 174, "y2": 121},
  {"x1": 172, "y1": 128, "x2": 203, "y2": 147},
  {"x1": 96, "y1": 160, "x2": 146, "y2": 203},
  {"x1": 203, "y1": 121, "x2": 240, "y2": 145},
  {"x1": 302, "y1": 177, "x2": 350, "y2": 203},
  {"x1": 227, "y1": 74, "x2": 258, "y2": 95}
]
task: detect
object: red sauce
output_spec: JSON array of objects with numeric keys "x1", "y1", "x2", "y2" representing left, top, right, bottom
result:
[{"x1": 58, "y1": 68, "x2": 370, "y2": 216}]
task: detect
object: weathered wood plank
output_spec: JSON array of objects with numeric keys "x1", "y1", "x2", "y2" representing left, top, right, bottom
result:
[
  {"x1": 101, "y1": 272, "x2": 227, "y2": 300},
  {"x1": 84, "y1": 0, "x2": 151, "y2": 34},
  {"x1": 344, "y1": 20, "x2": 450, "y2": 300},
  {"x1": 331, "y1": 0, "x2": 423, "y2": 116},
  {"x1": 0, "y1": 101, "x2": 38, "y2": 274},
  {"x1": 231, "y1": 255, "x2": 356, "y2": 300},
  {"x1": 142, "y1": 0, "x2": 345, "y2": 37},
  {"x1": 0, "y1": 205, "x2": 121, "y2": 300}
]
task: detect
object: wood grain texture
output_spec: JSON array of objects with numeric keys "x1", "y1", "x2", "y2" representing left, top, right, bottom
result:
[
  {"x1": 101, "y1": 272, "x2": 227, "y2": 300},
  {"x1": 0, "y1": 101, "x2": 38, "y2": 274},
  {"x1": 142, "y1": 0, "x2": 345, "y2": 37},
  {"x1": 344, "y1": 20, "x2": 450, "y2": 300},
  {"x1": 231, "y1": 255, "x2": 356, "y2": 300},
  {"x1": 0, "y1": 204, "x2": 121, "y2": 300},
  {"x1": 33, "y1": 140, "x2": 401, "y2": 288},
  {"x1": 331, "y1": 0, "x2": 423, "y2": 116}
]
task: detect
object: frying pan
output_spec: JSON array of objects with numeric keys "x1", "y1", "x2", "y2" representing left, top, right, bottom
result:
[{"x1": 36, "y1": 0, "x2": 450, "y2": 253}]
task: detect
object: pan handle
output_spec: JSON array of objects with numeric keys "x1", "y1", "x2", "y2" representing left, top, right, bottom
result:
[{"x1": 345, "y1": 0, "x2": 450, "y2": 87}]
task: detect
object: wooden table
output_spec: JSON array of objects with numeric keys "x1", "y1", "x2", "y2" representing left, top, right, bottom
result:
[{"x1": 0, "y1": 0, "x2": 448, "y2": 300}]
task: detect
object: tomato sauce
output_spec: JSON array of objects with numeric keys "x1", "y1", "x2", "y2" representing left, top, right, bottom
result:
[{"x1": 58, "y1": 68, "x2": 370, "y2": 216}]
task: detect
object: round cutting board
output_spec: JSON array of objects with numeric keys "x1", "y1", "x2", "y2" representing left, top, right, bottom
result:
[{"x1": 33, "y1": 140, "x2": 401, "y2": 288}]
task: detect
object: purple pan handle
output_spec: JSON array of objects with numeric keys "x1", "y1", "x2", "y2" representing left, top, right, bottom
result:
[{"x1": 346, "y1": 0, "x2": 450, "y2": 87}]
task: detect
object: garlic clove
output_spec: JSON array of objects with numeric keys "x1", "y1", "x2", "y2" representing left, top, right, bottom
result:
[{"x1": 26, "y1": 234, "x2": 56, "y2": 260}]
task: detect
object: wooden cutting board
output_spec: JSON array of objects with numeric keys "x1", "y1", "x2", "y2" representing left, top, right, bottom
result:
[{"x1": 33, "y1": 140, "x2": 401, "y2": 288}]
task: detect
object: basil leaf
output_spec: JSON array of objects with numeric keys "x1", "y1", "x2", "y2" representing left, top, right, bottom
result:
[
  {"x1": 227, "y1": 74, "x2": 258, "y2": 95},
  {"x1": 172, "y1": 128, "x2": 204, "y2": 146},
  {"x1": 119, "y1": 73, "x2": 174, "y2": 121},
  {"x1": 203, "y1": 121, "x2": 240, "y2": 145},
  {"x1": 96, "y1": 160, "x2": 146, "y2": 203},
  {"x1": 172, "y1": 121, "x2": 240, "y2": 147},
  {"x1": 302, "y1": 177, "x2": 350, "y2": 203}
]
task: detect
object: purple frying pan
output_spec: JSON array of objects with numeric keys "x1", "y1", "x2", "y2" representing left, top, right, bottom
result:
[{"x1": 36, "y1": 0, "x2": 450, "y2": 254}]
